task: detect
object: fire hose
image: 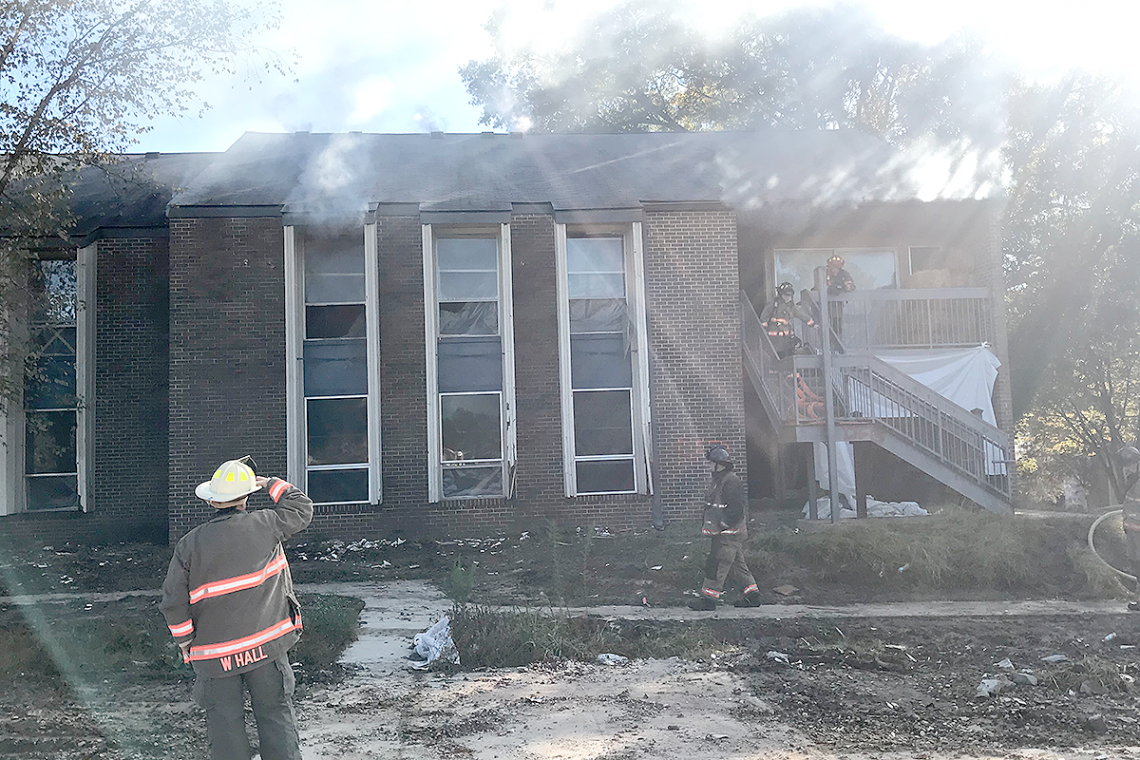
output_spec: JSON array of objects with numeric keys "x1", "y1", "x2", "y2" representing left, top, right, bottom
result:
[{"x1": 1087, "y1": 507, "x2": 1137, "y2": 583}]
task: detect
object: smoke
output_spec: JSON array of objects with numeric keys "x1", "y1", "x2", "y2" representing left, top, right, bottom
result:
[{"x1": 287, "y1": 132, "x2": 371, "y2": 227}]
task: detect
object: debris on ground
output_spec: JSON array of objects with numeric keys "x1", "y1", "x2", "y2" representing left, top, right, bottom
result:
[
  {"x1": 410, "y1": 615, "x2": 460, "y2": 670},
  {"x1": 975, "y1": 677, "x2": 1015, "y2": 697},
  {"x1": 772, "y1": 584, "x2": 799, "y2": 597},
  {"x1": 596, "y1": 653, "x2": 630, "y2": 666}
]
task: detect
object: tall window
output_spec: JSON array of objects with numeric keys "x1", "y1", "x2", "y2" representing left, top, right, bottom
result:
[
  {"x1": 285, "y1": 226, "x2": 381, "y2": 505},
  {"x1": 423, "y1": 225, "x2": 516, "y2": 501},
  {"x1": 556, "y1": 225, "x2": 651, "y2": 496},
  {"x1": 24, "y1": 258, "x2": 80, "y2": 510}
]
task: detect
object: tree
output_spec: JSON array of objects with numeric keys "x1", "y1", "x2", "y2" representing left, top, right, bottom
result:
[
  {"x1": 460, "y1": 1, "x2": 1004, "y2": 151},
  {"x1": 0, "y1": 0, "x2": 286, "y2": 409},
  {"x1": 1004, "y1": 76, "x2": 1140, "y2": 503}
]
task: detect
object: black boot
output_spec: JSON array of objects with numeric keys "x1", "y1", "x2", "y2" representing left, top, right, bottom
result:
[
  {"x1": 733, "y1": 591, "x2": 762, "y2": 608},
  {"x1": 688, "y1": 596, "x2": 716, "y2": 611}
]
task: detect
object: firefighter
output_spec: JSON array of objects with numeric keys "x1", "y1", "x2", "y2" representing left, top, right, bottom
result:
[
  {"x1": 161, "y1": 458, "x2": 313, "y2": 760},
  {"x1": 759, "y1": 281, "x2": 816, "y2": 359},
  {"x1": 825, "y1": 255, "x2": 855, "y2": 339},
  {"x1": 689, "y1": 445, "x2": 761, "y2": 610},
  {"x1": 1120, "y1": 446, "x2": 1140, "y2": 611}
]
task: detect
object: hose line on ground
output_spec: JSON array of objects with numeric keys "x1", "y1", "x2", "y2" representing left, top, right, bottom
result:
[{"x1": 1087, "y1": 507, "x2": 1137, "y2": 583}]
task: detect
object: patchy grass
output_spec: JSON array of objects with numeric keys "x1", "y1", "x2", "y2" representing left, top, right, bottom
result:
[
  {"x1": 0, "y1": 593, "x2": 363, "y2": 689},
  {"x1": 449, "y1": 604, "x2": 718, "y2": 669},
  {"x1": 752, "y1": 508, "x2": 1124, "y2": 599},
  {"x1": 292, "y1": 593, "x2": 365, "y2": 672},
  {"x1": 0, "y1": 505, "x2": 1126, "y2": 608}
]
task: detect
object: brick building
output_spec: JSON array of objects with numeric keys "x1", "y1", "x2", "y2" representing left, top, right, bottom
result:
[{"x1": 0, "y1": 131, "x2": 1010, "y2": 545}]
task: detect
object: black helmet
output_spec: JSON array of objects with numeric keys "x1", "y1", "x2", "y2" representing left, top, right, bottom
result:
[
  {"x1": 776, "y1": 281, "x2": 794, "y2": 296},
  {"x1": 706, "y1": 444, "x2": 733, "y2": 466}
]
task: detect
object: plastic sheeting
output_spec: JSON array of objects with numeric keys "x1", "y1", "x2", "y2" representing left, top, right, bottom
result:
[{"x1": 815, "y1": 345, "x2": 1005, "y2": 499}]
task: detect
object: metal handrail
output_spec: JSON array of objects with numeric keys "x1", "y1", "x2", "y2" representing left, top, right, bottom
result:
[
  {"x1": 802, "y1": 288, "x2": 993, "y2": 350},
  {"x1": 740, "y1": 290, "x2": 1011, "y2": 501}
]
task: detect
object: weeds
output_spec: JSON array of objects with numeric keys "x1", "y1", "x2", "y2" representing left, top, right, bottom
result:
[
  {"x1": 443, "y1": 560, "x2": 476, "y2": 602},
  {"x1": 291, "y1": 593, "x2": 365, "y2": 670},
  {"x1": 449, "y1": 603, "x2": 717, "y2": 669},
  {"x1": 0, "y1": 593, "x2": 364, "y2": 689}
]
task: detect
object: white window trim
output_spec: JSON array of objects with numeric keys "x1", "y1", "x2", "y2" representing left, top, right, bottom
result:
[
  {"x1": 284, "y1": 224, "x2": 382, "y2": 504},
  {"x1": 1, "y1": 246, "x2": 93, "y2": 515},
  {"x1": 422, "y1": 223, "x2": 517, "y2": 503},
  {"x1": 555, "y1": 222, "x2": 652, "y2": 497}
]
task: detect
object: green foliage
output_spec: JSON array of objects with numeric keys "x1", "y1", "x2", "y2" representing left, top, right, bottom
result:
[
  {"x1": 1004, "y1": 76, "x2": 1140, "y2": 502},
  {"x1": 0, "y1": 0, "x2": 288, "y2": 410},
  {"x1": 443, "y1": 559, "x2": 476, "y2": 602},
  {"x1": 461, "y1": 1, "x2": 1002, "y2": 150}
]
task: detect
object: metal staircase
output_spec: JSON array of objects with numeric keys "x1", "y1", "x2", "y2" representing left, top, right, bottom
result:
[{"x1": 741, "y1": 291, "x2": 1012, "y2": 514}]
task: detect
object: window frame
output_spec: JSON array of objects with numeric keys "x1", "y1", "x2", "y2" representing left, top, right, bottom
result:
[
  {"x1": 1, "y1": 245, "x2": 93, "y2": 516},
  {"x1": 422, "y1": 223, "x2": 517, "y2": 502},
  {"x1": 284, "y1": 224, "x2": 382, "y2": 505},
  {"x1": 555, "y1": 222, "x2": 652, "y2": 497}
]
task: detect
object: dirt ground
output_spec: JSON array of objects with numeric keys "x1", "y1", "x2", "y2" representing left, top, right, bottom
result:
[
  {"x1": 4, "y1": 518, "x2": 1140, "y2": 759},
  {"x1": 5, "y1": 594, "x2": 1140, "y2": 759}
]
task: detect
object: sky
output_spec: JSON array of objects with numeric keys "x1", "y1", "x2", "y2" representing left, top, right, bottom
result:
[{"x1": 133, "y1": 0, "x2": 1140, "y2": 154}]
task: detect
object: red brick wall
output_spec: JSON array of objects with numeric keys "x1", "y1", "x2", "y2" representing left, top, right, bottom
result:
[
  {"x1": 2, "y1": 235, "x2": 171, "y2": 545},
  {"x1": 167, "y1": 218, "x2": 289, "y2": 543},
  {"x1": 162, "y1": 209, "x2": 745, "y2": 541},
  {"x1": 644, "y1": 209, "x2": 747, "y2": 525}
]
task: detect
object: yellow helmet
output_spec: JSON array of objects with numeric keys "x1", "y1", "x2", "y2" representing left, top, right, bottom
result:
[{"x1": 195, "y1": 460, "x2": 261, "y2": 503}]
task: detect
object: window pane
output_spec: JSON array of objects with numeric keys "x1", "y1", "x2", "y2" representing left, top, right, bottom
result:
[
  {"x1": 34, "y1": 326, "x2": 76, "y2": 355},
  {"x1": 574, "y1": 390, "x2": 633, "y2": 456},
  {"x1": 774, "y1": 249, "x2": 898, "y2": 295},
  {"x1": 307, "y1": 305, "x2": 366, "y2": 339},
  {"x1": 25, "y1": 354, "x2": 76, "y2": 409},
  {"x1": 30, "y1": 260, "x2": 77, "y2": 324},
  {"x1": 303, "y1": 338, "x2": 368, "y2": 396},
  {"x1": 307, "y1": 468, "x2": 368, "y2": 504},
  {"x1": 568, "y1": 273, "x2": 624, "y2": 299},
  {"x1": 27, "y1": 475, "x2": 79, "y2": 510},
  {"x1": 441, "y1": 394, "x2": 501, "y2": 461},
  {"x1": 438, "y1": 337, "x2": 502, "y2": 393},
  {"x1": 440, "y1": 302, "x2": 498, "y2": 336},
  {"x1": 304, "y1": 230, "x2": 365, "y2": 303},
  {"x1": 439, "y1": 271, "x2": 498, "y2": 301},
  {"x1": 569, "y1": 299, "x2": 627, "y2": 332},
  {"x1": 438, "y1": 238, "x2": 498, "y2": 271},
  {"x1": 442, "y1": 466, "x2": 503, "y2": 499},
  {"x1": 576, "y1": 460, "x2": 635, "y2": 494},
  {"x1": 26, "y1": 411, "x2": 76, "y2": 474},
  {"x1": 567, "y1": 238, "x2": 624, "y2": 274},
  {"x1": 570, "y1": 333, "x2": 632, "y2": 389},
  {"x1": 307, "y1": 398, "x2": 368, "y2": 465}
]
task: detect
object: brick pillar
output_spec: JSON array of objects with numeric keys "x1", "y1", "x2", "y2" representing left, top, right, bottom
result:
[{"x1": 643, "y1": 209, "x2": 747, "y2": 526}]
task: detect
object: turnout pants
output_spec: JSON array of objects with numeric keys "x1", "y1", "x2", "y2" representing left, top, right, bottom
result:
[
  {"x1": 193, "y1": 654, "x2": 302, "y2": 760},
  {"x1": 700, "y1": 534, "x2": 758, "y2": 601}
]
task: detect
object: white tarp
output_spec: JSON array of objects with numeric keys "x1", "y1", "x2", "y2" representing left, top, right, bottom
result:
[
  {"x1": 803, "y1": 496, "x2": 930, "y2": 520},
  {"x1": 815, "y1": 345, "x2": 1006, "y2": 499},
  {"x1": 874, "y1": 346, "x2": 1001, "y2": 426}
]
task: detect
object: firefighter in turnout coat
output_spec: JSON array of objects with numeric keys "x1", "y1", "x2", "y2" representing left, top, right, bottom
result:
[
  {"x1": 161, "y1": 459, "x2": 313, "y2": 760},
  {"x1": 689, "y1": 445, "x2": 761, "y2": 610},
  {"x1": 759, "y1": 281, "x2": 816, "y2": 359}
]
